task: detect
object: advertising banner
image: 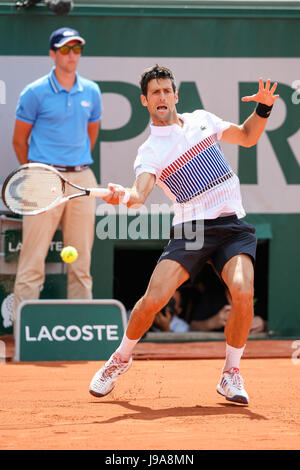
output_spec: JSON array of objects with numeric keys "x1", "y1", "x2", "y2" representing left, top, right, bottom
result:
[
  {"x1": 14, "y1": 299, "x2": 127, "y2": 361},
  {"x1": 0, "y1": 56, "x2": 299, "y2": 214}
]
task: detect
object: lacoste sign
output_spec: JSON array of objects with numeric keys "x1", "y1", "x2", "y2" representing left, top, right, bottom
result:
[
  {"x1": 14, "y1": 300, "x2": 127, "y2": 362},
  {"x1": 24, "y1": 324, "x2": 119, "y2": 343},
  {"x1": 5, "y1": 230, "x2": 63, "y2": 263}
]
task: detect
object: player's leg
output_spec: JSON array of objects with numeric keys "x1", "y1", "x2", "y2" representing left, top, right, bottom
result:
[
  {"x1": 210, "y1": 216, "x2": 256, "y2": 404},
  {"x1": 125, "y1": 258, "x2": 190, "y2": 342},
  {"x1": 89, "y1": 259, "x2": 190, "y2": 397},
  {"x1": 61, "y1": 169, "x2": 97, "y2": 299},
  {"x1": 13, "y1": 207, "x2": 64, "y2": 323},
  {"x1": 216, "y1": 253, "x2": 254, "y2": 404},
  {"x1": 221, "y1": 253, "x2": 254, "y2": 349}
]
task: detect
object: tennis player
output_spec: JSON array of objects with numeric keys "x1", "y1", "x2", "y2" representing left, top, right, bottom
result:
[{"x1": 89, "y1": 65, "x2": 279, "y2": 404}]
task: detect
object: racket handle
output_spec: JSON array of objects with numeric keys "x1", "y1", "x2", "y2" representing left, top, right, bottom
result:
[{"x1": 88, "y1": 188, "x2": 111, "y2": 198}]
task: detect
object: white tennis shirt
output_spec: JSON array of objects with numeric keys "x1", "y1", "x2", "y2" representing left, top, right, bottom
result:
[{"x1": 134, "y1": 110, "x2": 246, "y2": 225}]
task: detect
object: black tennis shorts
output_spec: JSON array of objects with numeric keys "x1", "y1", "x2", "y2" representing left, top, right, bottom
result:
[{"x1": 157, "y1": 215, "x2": 257, "y2": 282}]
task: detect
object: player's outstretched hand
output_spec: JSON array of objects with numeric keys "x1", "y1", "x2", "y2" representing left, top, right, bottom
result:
[
  {"x1": 103, "y1": 183, "x2": 127, "y2": 205},
  {"x1": 241, "y1": 78, "x2": 280, "y2": 106}
]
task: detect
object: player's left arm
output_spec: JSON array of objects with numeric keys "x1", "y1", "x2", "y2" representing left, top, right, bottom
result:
[
  {"x1": 88, "y1": 121, "x2": 100, "y2": 151},
  {"x1": 220, "y1": 78, "x2": 279, "y2": 148}
]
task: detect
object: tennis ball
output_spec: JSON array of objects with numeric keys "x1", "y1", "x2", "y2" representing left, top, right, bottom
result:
[{"x1": 60, "y1": 246, "x2": 78, "y2": 263}]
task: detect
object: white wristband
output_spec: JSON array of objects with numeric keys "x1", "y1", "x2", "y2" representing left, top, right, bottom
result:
[
  {"x1": 110, "y1": 184, "x2": 130, "y2": 204},
  {"x1": 122, "y1": 189, "x2": 130, "y2": 204}
]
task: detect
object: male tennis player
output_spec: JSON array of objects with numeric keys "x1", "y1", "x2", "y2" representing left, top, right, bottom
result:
[
  {"x1": 89, "y1": 65, "x2": 279, "y2": 404},
  {"x1": 12, "y1": 27, "x2": 102, "y2": 318}
]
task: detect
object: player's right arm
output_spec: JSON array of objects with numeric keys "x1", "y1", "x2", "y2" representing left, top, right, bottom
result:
[
  {"x1": 12, "y1": 119, "x2": 33, "y2": 165},
  {"x1": 103, "y1": 172, "x2": 156, "y2": 208}
]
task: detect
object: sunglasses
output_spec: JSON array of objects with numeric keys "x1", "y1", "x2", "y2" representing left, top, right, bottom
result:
[{"x1": 56, "y1": 44, "x2": 83, "y2": 55}]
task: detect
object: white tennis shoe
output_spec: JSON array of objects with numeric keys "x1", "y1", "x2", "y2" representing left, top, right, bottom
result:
[
  {"x1": 89, "y1": 352, "x2": 132, "y2": 397},
  {"x1": 217, "y1": 367, "x2": 249, "y2": 404}
]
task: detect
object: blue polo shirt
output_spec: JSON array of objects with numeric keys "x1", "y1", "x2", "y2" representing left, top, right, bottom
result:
[{"x1": 16, "y1": 68, "x2": 102, "y2": 166}]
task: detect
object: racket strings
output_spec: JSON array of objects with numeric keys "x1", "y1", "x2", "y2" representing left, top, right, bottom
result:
[{"x1": 4, "y1": 167, "x2": 64, "y2": 214}]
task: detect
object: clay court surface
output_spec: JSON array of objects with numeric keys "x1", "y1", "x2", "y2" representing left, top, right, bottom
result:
[{"x1": 0, "y1": 337, "x2": 300, "y2": 451}]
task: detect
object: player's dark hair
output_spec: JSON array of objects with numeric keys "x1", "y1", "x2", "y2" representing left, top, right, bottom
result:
[{"x1": 139, "y1": 64, "x2": 177, "y2": 97}]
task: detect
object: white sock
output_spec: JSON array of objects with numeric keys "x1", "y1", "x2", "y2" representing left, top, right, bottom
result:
[
  {"x1": 223, "y1": 343, "x2": 246, "y2": 372},
  {"x1": 116, "y1": 334, "x2": 140, "y2": 362}
]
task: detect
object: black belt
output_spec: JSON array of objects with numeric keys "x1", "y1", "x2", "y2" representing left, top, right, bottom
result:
[
  {"x1": 52, "y1": 164, "x2": 89, "y2": 172},
  {"x1": 28, "y1": 161, "x2": 89, "y2": 172}
]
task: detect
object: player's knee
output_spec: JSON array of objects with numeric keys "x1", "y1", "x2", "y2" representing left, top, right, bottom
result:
[
  {"x1": 140, "y1": 292, "x2": 166, "y2": 315},
  {"x1": 230, "y1": 282, "x2": 254, "y2": 308}
]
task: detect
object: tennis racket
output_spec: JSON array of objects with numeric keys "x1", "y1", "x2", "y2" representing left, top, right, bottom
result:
[{"x1": 1, "y1": 162, "x2": 111, "y2": 216}]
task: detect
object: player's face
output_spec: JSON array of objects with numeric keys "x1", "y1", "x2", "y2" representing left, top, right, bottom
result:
[
  {"x1": 141, "y1": 78, "x2": 179, "y2": 126},
  {"x1": 50, "y1": 40, "x2": 82, "y2": 73}
]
